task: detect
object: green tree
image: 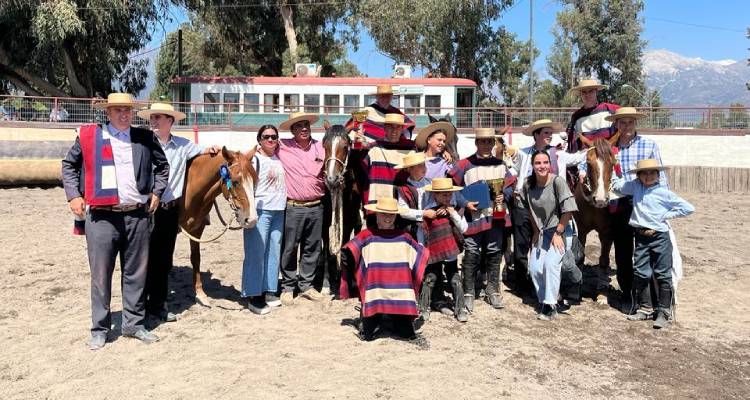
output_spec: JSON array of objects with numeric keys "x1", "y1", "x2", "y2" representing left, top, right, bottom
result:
[
  {"x1": 354, "y1": 0, "x2": 530, "y2": 103},
  {"x1": 0, "y1": 0, "x2": 168, "y2": 97},
  {"x1": 543, "y1": 20, "x2": 578, "y2": 107},
  {"x1": 555, "y1": 0, "x2": 647, "y2": 105}
]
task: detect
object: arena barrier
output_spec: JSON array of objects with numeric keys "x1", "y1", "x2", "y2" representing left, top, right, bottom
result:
[
  {"x1": 669, "y1": 166, "x2": 750, "y2": 193},
  {"x1": 0, "y1": 159, "x2": 62, "y2": 186}
]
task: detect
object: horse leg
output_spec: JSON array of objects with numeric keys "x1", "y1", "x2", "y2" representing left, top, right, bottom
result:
[
  {"x1": 595, "y1": 232, "x2": 615, "y2": 305},
  {"x1": 189, "y1": 225, "x2": 211, "y2": 307}
]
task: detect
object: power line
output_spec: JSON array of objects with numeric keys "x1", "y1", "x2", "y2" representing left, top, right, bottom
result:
[
  {"x1": 129, "y1": 40, "x2": 176, "y2": 60},
  {"x1": 648, "y1": 17, "x2": 745, "y2": 33},
  {"x1": 74, "y1": 1, "x2": 348, "y2": 11}
]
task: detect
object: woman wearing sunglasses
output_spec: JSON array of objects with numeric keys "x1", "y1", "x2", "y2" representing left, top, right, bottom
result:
[{"x1": 241, "y1": 125, "x2": 286, "y2": 315}]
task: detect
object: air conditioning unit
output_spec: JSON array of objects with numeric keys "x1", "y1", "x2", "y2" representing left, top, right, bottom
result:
[
  {"x1": 393, "y1": 64, "x2": 412, "y2": 78},
  {"x1": 295, "y1": 63, "x2": 319, "y2": 77}
]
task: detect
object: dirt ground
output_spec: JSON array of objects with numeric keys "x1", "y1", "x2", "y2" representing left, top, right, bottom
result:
[{"x1": 1, "y1": 188, "x2": 748, "y2": 399}]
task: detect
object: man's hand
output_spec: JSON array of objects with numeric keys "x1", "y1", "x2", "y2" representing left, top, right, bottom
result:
[
  {"x1": 205, "y1": 145, "x2": 221, "y2": 156},
  {"x1": 423, "y1": 209, "x2": 437, "y2": 219},
  {"x1": 69, "y1": 197, "x2": 85, "y2": 218},
  {"x1": 466, "y1": 201, "x2": 479, "y2": 212},
  {"x1": 148, "y1": 193, "x2": 160, "y2": 214}
]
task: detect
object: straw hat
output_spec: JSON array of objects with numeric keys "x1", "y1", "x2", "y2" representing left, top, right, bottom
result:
[
  {"x1": 522, "y1": 119, "x2": 563, "y2": 136},
  {"x1": 383, "y1": 113, "x2": 407, "y2": 126},
  {"x1": 570, "y1": 78, "x2": 607, "y2": 93},
  {"x1": 363, "y1": 197, "x2": 408, "y2": 214},
  {"x1": 605, "y1": 106, "x2": 647, "y2": 122},
  {"x1": 415, "y1": 121, "x2": 456, "y2": 149},
  {"x1": 92, "y1": 93, "x2": 144, "y2": 110},
  {"x1": 424, "y1": 177, "x2": 463, "y2": 192},
  {"x1": 137, "y1": 102, "x2": 186, "y2": 121},
  {"x1": 629, "y1": 158, "x2": 669, "y2": 173},
  {"x1": 369, "y1": 84, "x2": 394, "y2": 95},
  {"x1": 279, "y1": 111, "x2": 319, "y2": 130},
  {"x1": 394, "y1": 152, "x2": 430, "y2": 169},
  {"x1": 467, "y1": 127, "x2": 501, "y2": 139}
]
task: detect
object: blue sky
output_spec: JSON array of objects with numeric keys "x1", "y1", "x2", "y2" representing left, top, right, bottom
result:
[{"x1": 147, "y1": 1, "x2": 749, "y2": 79}]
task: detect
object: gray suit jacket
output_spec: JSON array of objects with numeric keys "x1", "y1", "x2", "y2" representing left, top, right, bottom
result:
[{"x1": 61, "y1": 125, "x2": 169, "y2": 201}]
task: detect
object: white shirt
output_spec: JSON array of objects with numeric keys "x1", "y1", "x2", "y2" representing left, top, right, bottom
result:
[
  {"x1": 160, "y1": 135, "x2": 203, "y2": 202},
  {"x1": 107, "y1": 124, "x2": 148, "y2": 206},
  {"x1": 253, "y1": 151, "x2": 287, "y2": 210}
]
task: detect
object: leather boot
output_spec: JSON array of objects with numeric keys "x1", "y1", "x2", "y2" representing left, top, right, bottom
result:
[
  {"x1": 627, "y1": 276, "x2": 654, "y2": 321},
  {"x1": 451, "y1": 275, "x2": 468, "y2": 322},
  {"x1": 418, "y1": 273, "x2": 436, "y2": 321},
  {"x1": 653, "y1": 281, "x2": 673, "y2": 329}
]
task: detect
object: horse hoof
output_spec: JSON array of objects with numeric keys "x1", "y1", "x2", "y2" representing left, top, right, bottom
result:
[
  {"x1": 595, "y1": 294, "x2": 608, "y2": 305},
  {"x1": 195, "y1": 294, "x2": 212, "y2": 308}
]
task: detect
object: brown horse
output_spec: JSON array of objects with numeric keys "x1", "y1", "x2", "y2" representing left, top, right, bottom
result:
[
  {"x1": 179, "y1": 146, "x2": 258, "y2": 306},
  {"x1": 573, "y1": 136, "x2": 619, "y2": 302}
]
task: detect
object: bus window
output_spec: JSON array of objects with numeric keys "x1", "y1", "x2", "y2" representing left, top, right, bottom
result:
[
  {"x1": 425, "y1": 95, "x2": 441, "y2": 114},
  {"x1": 284, "y1": 94, "x2": 300, "y2": 113},
  {"x1": 223, "y1": 93, "x2": 239, "y2": 112},
  {"x1": 324, "y1": 94, "x2": 340, "y2": 114},
  {"x1": 456, "y1": 88, "x2": 475, "y2": 128},
  {"x1": 404, "y1": 95, "x2": 420, "y2": 115},
  {"x1": 204, "y1": 93, "x2": 219, "y2": 113},
  {"x1": 344, "y1": 95, "x2": 359, "y2": 112},
  {"x1": 264, "y1": 94, "x2": 279, "y2": 113},
  {"x1": 391, "y1": 95, "x2": 400, "y2": 108},
  {"x1": 243, "y1": 93, "x2": 259, "y2": 113},
  {"x1": 364, "y1": 95, "x2": 376, "y2": 106},
  {"x1": 304, "y1": 94, "x2": 320, "y2": 114}
]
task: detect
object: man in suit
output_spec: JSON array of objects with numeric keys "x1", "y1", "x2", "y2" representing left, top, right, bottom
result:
[{"x1": 62, "y1": 93, "x2": 169, "y2": 350}]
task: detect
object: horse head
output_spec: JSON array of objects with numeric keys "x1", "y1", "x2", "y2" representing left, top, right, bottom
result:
[
  {"x1": 219, "y1": 146, "x2": 259, "y2": 228},
  {"x1": 582, "y1": 138, "x2": 618, "y2": 208},
  {"x1": 427, "y1": 112, "x2": 459, "y2": 160},
  {"x1": 322, "y1": 122, "x2": 350, "y2": 190}
]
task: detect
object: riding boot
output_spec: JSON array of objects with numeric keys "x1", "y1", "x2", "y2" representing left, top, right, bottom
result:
[
  {"x1": 627, "y1": 276, "x2": 653, "y2": 321},
  {"x1": 653, "y1": 281, "x2": 673, "y2": 329},
  {"x1": 418, "y1": 272, "x2": 437, "y2": 321},
  {"x1": 451, "y1": 274, "x2": 468, "y2": 322}
]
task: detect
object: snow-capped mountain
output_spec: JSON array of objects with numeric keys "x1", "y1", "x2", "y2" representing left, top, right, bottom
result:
[{"x1": 643, "y1": 49, "x2": 750, "y2": 106}]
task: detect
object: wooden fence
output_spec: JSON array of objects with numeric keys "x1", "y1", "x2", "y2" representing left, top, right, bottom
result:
[{"x1": 669, "y1": 166, "x2": 750, "y2": 193}]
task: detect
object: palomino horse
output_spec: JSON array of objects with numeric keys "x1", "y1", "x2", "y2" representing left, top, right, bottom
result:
[
  {"x1": 573, "y1": 136, "x2": 620, "y2": 302},
  {"x1": 321, "y1": 123, "x2": 363, "y2": 293},
  {"x1": 179, "y1": 147, "x2": 258, "y2": 305}
]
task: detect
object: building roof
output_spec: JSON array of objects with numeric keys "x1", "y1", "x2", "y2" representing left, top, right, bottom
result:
[{"x1": 171, "y1": 76, "x2": 478, "y2": 87}]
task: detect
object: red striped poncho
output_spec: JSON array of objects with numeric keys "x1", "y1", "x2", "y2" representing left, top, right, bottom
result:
[
  {"x1": 340, "y1": 229, "x2": 429, "y2": 318},
  {"x1": 361, "y1": 138, "x2": 416, "y2": 205},
  {"x1": 449, "y1": 155, "x2": 514, "y2": 235},
  {"x1": 565, "y1": 102, "x2": 620, "y2": 152},
  {"x1": 422, "y1": 214, "x2": 460, "y2": 264},
  {"x1": 345, "y1": 103, "x2": 416, "y2": 141}
]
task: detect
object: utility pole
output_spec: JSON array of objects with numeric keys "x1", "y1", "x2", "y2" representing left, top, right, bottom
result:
[
  {"x1": 177, "y1": 29, "x2": 183, "y2": 77},
  {"x1": 529, "y1": 0, "x2": 534, "y2": 112}
]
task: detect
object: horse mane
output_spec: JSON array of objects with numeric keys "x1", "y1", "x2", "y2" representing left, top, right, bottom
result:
[
  {"x1": 323, "y1": 124, "x2": 349, "y2": 145},
  {"x1": 591, "y1": 138, "x2": 613, "y2": 161}
]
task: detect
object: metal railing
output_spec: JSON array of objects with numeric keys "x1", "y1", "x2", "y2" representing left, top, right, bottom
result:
[{"x1": 1, "y1": 95, "x2": 749, "y2": 132}]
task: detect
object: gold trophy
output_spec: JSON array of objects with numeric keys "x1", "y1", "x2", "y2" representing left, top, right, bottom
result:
[
  {"x1": 487, "y1": 178, "x2": 506, "y2": 218},
  {"x1": 350, "y1": 109, "x2": 369, "y2": 149}
]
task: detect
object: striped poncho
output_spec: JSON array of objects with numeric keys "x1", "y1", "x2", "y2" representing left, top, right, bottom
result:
[
  {"x1": 340, "y1": 229, "x2": 429, "y2": 318},
  {"x1": 362, "y1": 138, "x2": 416, "y2": 205},
  {"x1": 422, "y1": 214, "x2": 460, "y2": 265},
  {"x1": 345, "y1": 103, "x2": 416, "y2": 142},
  {"x1": 79, "y1": 124, "x2": 120, "y2": 206},
  {"x1": 565, "y1": 102, "x2": 620, "y2": 152},
  {"x1": 449, "y1": 155, "x2": 514, "y2": 235}
]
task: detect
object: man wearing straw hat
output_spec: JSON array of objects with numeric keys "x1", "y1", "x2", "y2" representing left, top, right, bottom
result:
[
  {"x1": 565, "y1": 78, "x2": 620, "y2": 153},
  {"x1": 345, "y1": 84, "x2": 415, "y2": 142},
  {"x1": 62, "y1": 93, "x2": 169, "y2": 349},
  {"x1": 276, "y1": 111, "x2": 328, "y2": 304},
  {"x1": 508, "y1": 119, "x2": 588, "y2": 294},
  {"x1": 595, "y1": 106, "x2": 667, "y2": 299},
  {"x1": 448, "y1": 128, "x2": 515, "y2": 312},
  {"x1": 338, "y1": 197, "x2": 429, "y2": 341},
  {"x1": 138, "y1": 102, "x2": 220, "y2": 323}
]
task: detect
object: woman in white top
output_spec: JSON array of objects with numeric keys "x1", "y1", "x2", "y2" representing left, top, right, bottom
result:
[{"x1": 242, "y1": 125, "x2": 287, "y2": 315}]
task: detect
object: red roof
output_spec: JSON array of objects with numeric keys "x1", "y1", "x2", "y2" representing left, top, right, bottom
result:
[{"x1": 171, "y1": 76, "x2": 477, "y2": 87}]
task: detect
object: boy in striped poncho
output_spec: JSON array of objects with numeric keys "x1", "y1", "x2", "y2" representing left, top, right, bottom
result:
[
  {"x1": 339, "y1": 197, "x2": 429, "y2": 342},
  {"x1": 449, "y1": 128, "x2": 515, "y2": 313}
]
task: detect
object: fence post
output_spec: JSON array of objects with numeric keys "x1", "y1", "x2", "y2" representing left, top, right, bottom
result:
[{"x1": 707, "y1": 106, "x2": 712, "y2": 129}]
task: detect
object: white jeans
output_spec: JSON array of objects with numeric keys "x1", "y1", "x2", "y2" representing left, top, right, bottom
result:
[{"x1": 529, "y1": 225, "x2": 573, "y2": 305}]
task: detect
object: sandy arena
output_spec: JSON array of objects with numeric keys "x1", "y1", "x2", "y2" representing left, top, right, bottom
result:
[{"x1": 1, "y1": 187, "x2": 748, "y2": 399}]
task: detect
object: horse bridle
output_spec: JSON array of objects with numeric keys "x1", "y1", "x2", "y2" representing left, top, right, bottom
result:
[
  {"x1": 323, "y1": 140, "x2": 349, "y2": 185},
  {"x1": 218, "y1": 163, "x2": 246, "y2": 225}
]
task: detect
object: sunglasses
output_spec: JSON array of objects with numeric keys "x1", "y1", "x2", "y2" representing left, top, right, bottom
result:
[{"x1": 261, "y1": 135, "x2": 279, "y2": 141}]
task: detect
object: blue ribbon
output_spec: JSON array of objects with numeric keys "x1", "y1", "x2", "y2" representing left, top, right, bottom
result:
[{"x1": 219, "y1": 164, "x2": 232, "y2": 189}]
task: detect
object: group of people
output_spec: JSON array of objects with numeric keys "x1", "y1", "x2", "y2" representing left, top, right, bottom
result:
[{"x1": 63, "y1": 79, "x2": 694, "y2": 349}]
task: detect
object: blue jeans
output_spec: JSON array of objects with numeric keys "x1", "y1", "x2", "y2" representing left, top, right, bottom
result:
[
  {"x1": 242, "y1": 209, "x2": 284, "y2": 297},
  {"x1": 529, "y1": 225, "x2": 574, "y2": 305}
]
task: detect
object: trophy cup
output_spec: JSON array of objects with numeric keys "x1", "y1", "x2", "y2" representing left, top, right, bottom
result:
[
  {"x1": 350, "y1": 109, "x2": 369, "y2": 149},
  {"x1": 487, "y1": 178, "x2": 506, "y2": 219}
]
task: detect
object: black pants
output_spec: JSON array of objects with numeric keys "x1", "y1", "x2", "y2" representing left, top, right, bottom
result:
[
  {"x1": 145, "y1": 206, "x2": 179, "y2": 315},
  {"x1": 361, "y1": 314, "x2": 416, "y2": 340},
  {"x1": 463, "y1": 226, "x2": 503, "y2": 297},
  {"x1": 280, "y1": 203, "x2": 323, "y2": 293},
  {"x1": 632, "y1": 230, "x2": 673, "y2": 313},
  {"x1": 611, "y1": 201, "x2": 635, "y2": 295},
  {"x1": 510, "y1": 201, "x2": 533, "y2": 292}
]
